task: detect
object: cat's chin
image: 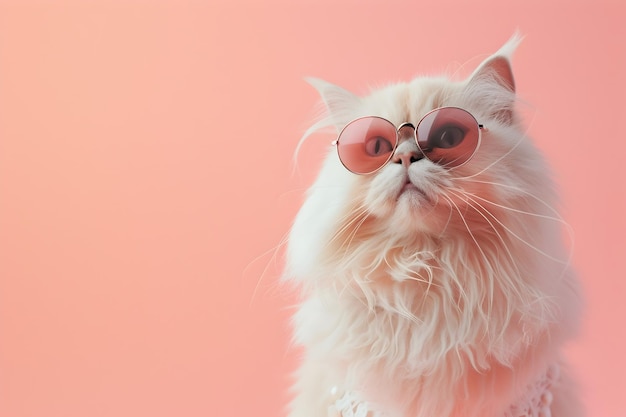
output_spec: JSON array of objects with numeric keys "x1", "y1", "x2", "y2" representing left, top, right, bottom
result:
[
  {"x1": 397, "y1": 182, "x2": 432, "y2": 204},
  {"x1": 394, "y1": 192, "x2": 433, "y2": 222},
  {"x1": 370, "y1": 192, "x2": 446, "y2": 238}
]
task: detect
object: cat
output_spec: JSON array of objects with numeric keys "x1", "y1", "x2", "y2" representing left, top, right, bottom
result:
[{"x1": 283, "y1": 35, "x2": 583, "y2": 417}]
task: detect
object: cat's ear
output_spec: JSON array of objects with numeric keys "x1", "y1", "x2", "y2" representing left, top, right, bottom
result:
[
  {"x1": 466, "y1": 33, "x2": 522, "y2": 123},
  {"x1": 469, "y1": 33, "x2": 522, "y2": 92},
  {"x1": 306, "y1": 77, "x2": 361, "y2": 130}
]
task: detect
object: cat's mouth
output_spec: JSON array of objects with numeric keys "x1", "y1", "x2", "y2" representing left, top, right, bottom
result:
[{"x1": 398, "y1": 180, "x2": 430, "y2": 202}]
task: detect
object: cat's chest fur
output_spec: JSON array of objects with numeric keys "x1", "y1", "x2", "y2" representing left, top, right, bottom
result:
[{"x1": 293, "y1": 275, "x2": 561, "y2": 417}]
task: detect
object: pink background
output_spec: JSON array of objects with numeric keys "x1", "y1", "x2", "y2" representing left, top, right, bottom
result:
[{"x1": 0, "y1": 1, "x2": 624, "y2": 416}]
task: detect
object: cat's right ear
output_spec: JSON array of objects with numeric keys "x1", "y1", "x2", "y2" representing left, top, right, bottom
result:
[
  {"x1": 468, "y1": 33, "x2": 522, "y2": 94},
  {"x1": 305, "y1": 77, "x2": 361, "y2": 130},
  {"x1": 464, "y1": 33, "x2": 522, "y2": 125}
]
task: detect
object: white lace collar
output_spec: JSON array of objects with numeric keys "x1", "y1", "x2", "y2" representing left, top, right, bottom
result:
[{"x1": 329, "y1": 363, "x2": 559, "y2": 417}]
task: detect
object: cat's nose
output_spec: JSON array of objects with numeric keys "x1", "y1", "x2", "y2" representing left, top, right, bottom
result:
[
  {"x1": 392, "y1": 123, "x2": 423, "y2": 167},
  {"x1": 392, "y1": 135, "x2": 424, "y2": 167},
  {"x1": 392, "y1": 150, "x2": 424, "y2": 168}
]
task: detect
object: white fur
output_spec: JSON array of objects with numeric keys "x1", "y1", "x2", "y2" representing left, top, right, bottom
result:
[{"x1": 284, "y1": 35, "x2": 583, "y2": 417}]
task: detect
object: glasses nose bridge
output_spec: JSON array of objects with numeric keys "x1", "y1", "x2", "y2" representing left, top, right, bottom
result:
[
  {"x1": 396, "y1": 122, "x2": 417, "y2": 143},
  {"x1": 392, "y1": 122, "x2": 423, "y2": 168}
]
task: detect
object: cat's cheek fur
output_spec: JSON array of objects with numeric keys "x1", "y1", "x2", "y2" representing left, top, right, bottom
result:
[
  {"x1": 363, "y1": 171, "x2": 400, "y2": 219},
  {"x1": 285, "y1": 151, "x2": 361, "y2": 284}
]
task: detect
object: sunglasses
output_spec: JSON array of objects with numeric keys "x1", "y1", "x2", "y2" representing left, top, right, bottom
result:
[{"x1": 333, "y1": 107, "x2": 484, "y2": 175}]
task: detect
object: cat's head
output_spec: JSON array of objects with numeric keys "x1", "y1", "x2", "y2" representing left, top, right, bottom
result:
[{"x1": 287, "y1": 35, "x2": 557, "y2": 287}]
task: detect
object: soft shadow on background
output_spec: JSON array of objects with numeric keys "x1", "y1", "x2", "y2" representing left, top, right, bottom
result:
[{"x1": 0, "y1": 1, "x2": 624, "y2": 416}]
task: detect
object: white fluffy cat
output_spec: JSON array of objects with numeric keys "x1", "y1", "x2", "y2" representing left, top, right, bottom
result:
[{"x1": 284, "y1": 35, "x2": 583, "y2": 417}]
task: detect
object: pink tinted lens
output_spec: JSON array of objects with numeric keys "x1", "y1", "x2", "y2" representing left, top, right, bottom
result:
[
  {"x1": 416, "y1": 107, "x2": 480, "y2": 167},
  {"x1": 336, "y1": 117, "x2": 397, "y2": 174}
]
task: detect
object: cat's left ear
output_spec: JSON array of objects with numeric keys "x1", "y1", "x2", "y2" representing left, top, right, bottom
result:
[
  {"x1": 466, "y1": 33, "x2": 522, "y2": 123},
  {"x1": 305, "y1": 77, "x2": 362, "y2": 131}
]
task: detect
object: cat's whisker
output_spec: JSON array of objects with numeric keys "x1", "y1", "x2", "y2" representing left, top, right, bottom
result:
[
  {"x1": 452, "y1": 189, "x2": 571, "y2": 267},
  {"x1": 332, "y1": 206, "x2": 370, "y2": 249},
  {"x1": 446, "y1": 188, "x2": 526, "y2": 302},
  {"x1": 314, "y1": 201, "x2": 375, "y2": 277},
  {"x1": 446, "y1": 189, "x2": 510, "y2": 251},
  {"x1": 339, "y1": 212, "x2": 373, "y2": 255},
  {"x1": 319, "y1": 201, "x2": 370, "y2": 248},
  {"x1": 440, "y1": 193, "x2": 489, "y2": 262},
  {"x1": 453, "y1": 178, "x2": 576, "y2": 274},
  {"x1": 334, "y1": 275, "x2": 353, "y2": 300},
  {"x1": 455, "y1": 178, "x2": 571, "y2": 224},
  {"x1": 439, "y1": 192, "x2": 496, "y2": 318},
  {"x1": 277, "y1": 187, "x2": 315, "y2": 199},
  {"x1": 247, "y1": 230, "x2": 292, "y2": 307},
  {"x1": 437, "y1": 199, "x2": 456, "y2": 239},
  {"x1": 442, "y1": 190, "x2": 524, "y2": 331},
  {"x1": 456, "y1": 111, "x2": 537, "y2": 179},
  {"x1": 457, "y1": 190, "x2": 569, "y2": 225},
  {"x1": 455, "y1": 132, "x2": 527, "y2": 180}
]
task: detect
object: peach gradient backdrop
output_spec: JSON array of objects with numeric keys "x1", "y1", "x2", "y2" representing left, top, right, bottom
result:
[{"x1": 0, "y1": 1, "x2": 624, "y2": 416}]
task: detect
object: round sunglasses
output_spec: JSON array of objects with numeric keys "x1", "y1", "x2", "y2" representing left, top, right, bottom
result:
[{"x1": 333, "y1": 107, "x2": 484, "y2": 175}]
